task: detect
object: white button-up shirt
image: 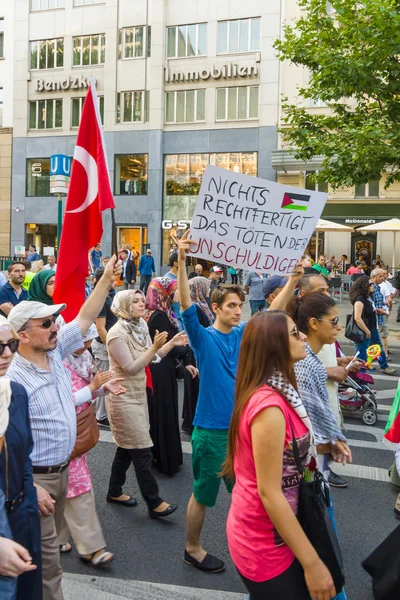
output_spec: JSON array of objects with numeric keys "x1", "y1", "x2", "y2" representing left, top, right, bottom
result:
[{"x1": 7, "y1": 321, "x2": 83, "y2": 466}]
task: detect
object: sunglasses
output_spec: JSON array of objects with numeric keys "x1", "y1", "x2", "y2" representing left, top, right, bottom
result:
[
  {"x1": 0, "y1": 339, "x2": 19, "y2": 357},
  {"x1": 289, "y1": 325, "x2": 301, "y2": 339},
  {"x1": 317, "y1": 316, "x2": 340, "y2": 327},
  {"x1": 24, "y1": 317, "x2": 56, "y2": 331}
]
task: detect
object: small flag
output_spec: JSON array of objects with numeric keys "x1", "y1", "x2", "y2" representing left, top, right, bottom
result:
[
  {"x1": 384, "y1": 381, "x2": 400, "y2": 448},
  {"x1": 281, "y1": 192, "x2": 311, "y2": 212}
]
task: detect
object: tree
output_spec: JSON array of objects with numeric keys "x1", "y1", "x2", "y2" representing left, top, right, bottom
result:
[{"x1": 274, "y1": 0, "x2": 400, "y2": 188}]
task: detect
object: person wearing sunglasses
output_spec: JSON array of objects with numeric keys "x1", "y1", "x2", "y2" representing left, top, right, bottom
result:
[
  {"x1": 0, "y1": 316, "x2": 41, "y2": 600},
  {"x1": 5, "y1": 255, "x2": 122, "y2": 600}
]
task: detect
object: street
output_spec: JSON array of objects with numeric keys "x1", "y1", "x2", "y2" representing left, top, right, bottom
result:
[{"x1": 61, "y1": 334, "x2": 400, "y2": 600}]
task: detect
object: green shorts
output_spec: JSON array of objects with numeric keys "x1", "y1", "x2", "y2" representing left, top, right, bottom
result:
[{"x1": 191, "y1": 426, "x2": 234, "y2": 507}]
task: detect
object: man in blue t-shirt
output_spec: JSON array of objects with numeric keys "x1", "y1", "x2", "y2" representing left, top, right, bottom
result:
[
  {"x1": 176, "y1": 230, "x2": 302, "y2": 574},
  {"x1": 89, "y1": 243, "x2": 102, "y2": 275}
]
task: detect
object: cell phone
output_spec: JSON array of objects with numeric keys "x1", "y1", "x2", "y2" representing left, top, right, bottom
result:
[{"x1": 346, "y1": 351, "x2": 360, "y2": 371}]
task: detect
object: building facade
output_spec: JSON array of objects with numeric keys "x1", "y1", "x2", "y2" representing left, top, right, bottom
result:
[{"x1": 11, "y1": 0, "x2": 280, "y2": 271}]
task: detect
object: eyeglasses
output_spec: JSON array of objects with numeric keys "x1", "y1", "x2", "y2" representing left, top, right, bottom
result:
[
  {"x1": 289, "y1": 325, "x2": 301, "y2": 339},
  {"x1": 24, "y1": 317, "x2": 56, "y2": 331},
  {"x1": 0, "y1": 339, "x2": 19, "y2": 357},
  {"x1": 317, "y1": 317, "x2": 340, "y2": 327}
]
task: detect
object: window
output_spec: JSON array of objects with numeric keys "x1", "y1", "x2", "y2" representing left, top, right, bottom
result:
[
  {"x1": 218, "y1": 18, "x2": 260, "y2": 54},
  {"x1": 216, "y1": 86, "x2": 259, "y2": 121},
  {"x1": 165, "y1": 90, "x2": 205, "y2": 123},
  {"x1": 74, "y1": 0, "x2": 104, "y2": 4},
  {"x1": 116, "y1": 91, "x2": 145, "y2": 123},
  {"x1": 118, "y1": 26, "x2": 145, "y2": 59},
  {"x1": 31, "y1": 0, "x2": 65, "y2": 9},
  {"x1": 305, "y1": 171, "x2": 328, "y2": 193},
  {"x1": 29, "y1": 99, "x2": 62, "y2": 129},
  {"x1": 30, "y1": 38, "x2": 63, "y2": 70},
  {"x1": 73, "y1": 34, "x2": 105, "y2": 66},
  {"x1": 309, "y1": 97, "x2": 327, "y2": 108},
  {"x1": 163, "y1": 152, "x2": 257, "y2": 262},
  {"x1": 0, "y1": 87, "x2": 3, "y2": 126},
  {"x1": 167, "y1": 23, "x2": 206, "y2": 58},
  {"x1": 355, "y1": 181, "x2": 380, "y2": 198},
  {"x1": 72, "y1": 96, "x2": 103, "y2": 127},
  {"x1": 115, "y1": 155, "x2": 148, "y2": 195},
  {"x1": 0, "y1": 19, "x2": 4, "y2": 58},
  {"x1": 27, "y1": 158, "x2": 51, "y2": 196}
]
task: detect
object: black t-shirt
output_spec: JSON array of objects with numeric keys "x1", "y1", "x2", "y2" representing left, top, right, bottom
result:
[
  {"x1": 355, "y1": 295, "x2": 376, "y2": 330},
  {"x1": 96, "y1": 295, "x2": 118, "y2": 342}
]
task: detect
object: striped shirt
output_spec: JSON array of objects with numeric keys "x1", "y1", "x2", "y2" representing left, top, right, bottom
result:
[{"x1": 7, "y1": 321, "x2": 83, "y2": 466}]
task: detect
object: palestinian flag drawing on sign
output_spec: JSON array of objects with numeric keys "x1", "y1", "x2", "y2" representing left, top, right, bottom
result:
[{"x1": 281, "y1": 192, "x2": 311, "y2": 212}]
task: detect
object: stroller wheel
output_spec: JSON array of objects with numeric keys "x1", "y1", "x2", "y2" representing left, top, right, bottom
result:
[{"x1": 362, "y1": 409, "x2": 378, "y2": 426}]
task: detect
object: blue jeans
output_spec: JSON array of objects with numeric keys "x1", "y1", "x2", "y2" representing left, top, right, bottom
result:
[
  {"x1": 328, "y1": 504, "x2": 347, "y2": 600},
  {"x1": 250, "y1": 299, "x2": 266, "y2": 316},
  {"x1": 355, "y1": 327, "x2": 389, "y2": 369}
]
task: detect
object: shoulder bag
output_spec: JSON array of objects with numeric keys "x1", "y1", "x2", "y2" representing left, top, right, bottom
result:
[
  {"x1": 345, "y1": 312, "x2": 366, "y2": 344},
  {"x1": 70, "y1": 403, "x2": 99, "y2": 460},
  {"x1": 291, "y1": 427, "x2": 345, "y2": 594}
]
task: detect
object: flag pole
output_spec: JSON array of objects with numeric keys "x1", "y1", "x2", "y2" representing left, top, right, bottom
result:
[{"x1": 111, "y1": 208, "x2": 118, "y2": 257}]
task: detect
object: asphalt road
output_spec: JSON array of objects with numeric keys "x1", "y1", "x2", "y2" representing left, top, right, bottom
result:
[{"x1": 62, "y1": 342, "x2": 400, "y2": 600}]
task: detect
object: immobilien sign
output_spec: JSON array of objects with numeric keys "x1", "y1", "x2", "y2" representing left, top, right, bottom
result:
[{"x1": 165, "y1": 62, "x2": 258, "y2": 83}]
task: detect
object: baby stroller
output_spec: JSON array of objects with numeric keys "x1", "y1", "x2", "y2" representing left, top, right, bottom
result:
[{"x1": 338, "y1": 370, "x2": 378, "y2": 426}]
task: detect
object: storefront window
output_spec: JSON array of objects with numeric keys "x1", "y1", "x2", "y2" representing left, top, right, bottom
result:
[
  {"x1": 26, "y1": 158, "x2": 51, "y2": 196},
  {"x1": 115, "y1": 154, "x2": 148, "y2": 195},
  {"x1": 162, "y1": 152, "x2": 257, "y2": 264}
]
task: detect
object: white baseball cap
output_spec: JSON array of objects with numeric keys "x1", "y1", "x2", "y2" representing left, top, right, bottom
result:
[{"x1": 8, "y1": 301, "x2": 66, "y2": 332}]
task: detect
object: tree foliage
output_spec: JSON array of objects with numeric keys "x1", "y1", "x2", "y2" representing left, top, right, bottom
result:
[{"x1": 274, "y1": 0, "x2": 400, "y2": 188}]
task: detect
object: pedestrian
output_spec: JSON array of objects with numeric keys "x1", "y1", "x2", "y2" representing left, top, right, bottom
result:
[
  {"x1": 59, "y1": 324, "x2": 124, "y2": 568},
  {"x1": 244, "y1": 272, "x2": 266, "y2": 315},
  {"x1": 263, "y1": 275, "x2": 288, "y2": 307},
  {"x1": 92, "y1": 269, "x2": 117, "y2": 429},
  {"x1": 338, "y1": 255, "x2": 348, "y2": 274},
  {"x1": 349, "y1": 275, "x2": 396, "y2": 375},
  {"x1": 312, "y1": 255, "x2": 331, "y2": 279},
  {"x1": 209, "y1": 266, "x2": 223, "y2": 295},
  {"x1": 138, "y1": 249, "x2": 156, "y2": 295},
  {"x1": 6, "y1": 256, "x2": 122, "y2": 600},
  {"x1": 27, "y1": 245, "x2": 40, "y2": 262},
  {"x1": 379, "y1": 268, "x2": 394, "y2": 358},
  {"x1": 175, "y1": 230, "x2": 302, "y2": 573},
  {"x1": 181, "y1": 277, "x2": 211, "y2": 434},
  {"x1": 120, "y1": 249, "x2": 137, "y2": 290},
  {"x1": 21, "y1": 260, "x2": 36, "y2": 292},
  {"x1": 188, "y1": 264, "x2": 204, "y2": 280},
  {"x1": 0, "y1": 317, "x2": 42, "y2": 599},
  {"x1": 105, "y1": 290, "x2": 183, "y2": 517},
  {"x1": 28, "y1": 270, "x2": 55, "y2": 305},
  {"x1": 169, "y1": 243, "x2": 178, "y2": 257},
  {"x1": 0, "y1": 381, "x2": 37, "y2": 599},
  {"x1": 0, "y1": 263, "x2": 28, "y2": 317},
  {"x1": 145, "y1": 277, "x2": 188, "y2": 475},
  {"x1": 228, "y1": 266, "x2": 238, "y2": 285},
  {"x1": 43, "y1": 256, "x2": 57, "y2": 272},
  {"x1": 224, "y1": 310, "x2": 336, "y2": 600},
  {"x1": 164, "y1": 252, "x2": 182, "y2": 330},
  {"x1": 89, "y1": 244, "x2": 102, "y2": 275}
]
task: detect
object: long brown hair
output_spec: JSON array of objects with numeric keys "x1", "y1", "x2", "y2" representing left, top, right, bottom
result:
[{"x1": 223, "y1": 310, "x2": 297, "y2": 480}]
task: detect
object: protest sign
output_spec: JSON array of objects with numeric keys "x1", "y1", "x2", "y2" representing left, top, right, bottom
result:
[{"x1": 188, "y1": 165, "x2": 328, "y2": 275}]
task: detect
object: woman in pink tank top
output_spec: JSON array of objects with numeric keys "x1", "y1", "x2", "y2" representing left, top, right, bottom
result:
[{"x1": 224, "y1": 310, "x2": 336, "y2": 600}]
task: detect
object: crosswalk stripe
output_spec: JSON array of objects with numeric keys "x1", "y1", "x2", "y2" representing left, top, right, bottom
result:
[
  {"x1": 376, "y1": 389, "x2": 397, "y2": 400},
  {"x1": 332, "y1": 463, "x2": 389, "y2": 482}
]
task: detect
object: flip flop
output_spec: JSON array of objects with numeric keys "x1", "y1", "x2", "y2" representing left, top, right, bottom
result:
[
  {"x1": 79, "y1": 551, "x2": 114, "y2": 568},
  {"x1": 60, "y1": 543, "x2": 72, "y2": 553}
]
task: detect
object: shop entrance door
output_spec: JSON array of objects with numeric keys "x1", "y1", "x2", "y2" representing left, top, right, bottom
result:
[
  {"x1": 352, "y1": 233, "x2": 376, "y2": 265},
  {"x1": 118, "y1": 226, "x2": 148, "y2": 263}
]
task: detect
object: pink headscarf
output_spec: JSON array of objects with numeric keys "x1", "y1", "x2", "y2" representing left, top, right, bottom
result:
[{"x1": 145, "y1": 277, "x2": 178, "y2": 328}]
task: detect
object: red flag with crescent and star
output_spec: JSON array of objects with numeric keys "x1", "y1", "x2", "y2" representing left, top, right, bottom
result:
[{"x1": 53, "y1": 79, "x2": 115, "y2": 322}]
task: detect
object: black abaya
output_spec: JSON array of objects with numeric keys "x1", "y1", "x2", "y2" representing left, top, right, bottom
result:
[{"x1": 147, "y1": 310, "x2": 187, "y2": 476}]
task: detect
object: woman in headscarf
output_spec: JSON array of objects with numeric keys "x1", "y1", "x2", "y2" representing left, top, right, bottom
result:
[
  {"x1": 181, "y1": 277, "x2": 212, "y2": 434},
  {"x1": 59, "y1": 324, "x2": 124, "y2": 568},
  {"x1": 28, "y1": 270, "x2": 55, "y2": 304},
  {"x1": 0, "y1": 316, "x2": 42, "y2": 599},
  {"x1": 106, "y1": 290, "x2": 186, "y2": 517},
  {"x1": 145, "y1": 277, "x2": 188, "y2": 476}
]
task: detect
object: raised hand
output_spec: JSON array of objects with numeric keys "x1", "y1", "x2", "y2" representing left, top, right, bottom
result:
[
  {"x1": 171, "y1": 229, "x2": 198, "y2": 261},
  {"x1": 152, "y1": 330, "x2": 169, "y2": 351},
  {"x1": 289, "y1": 262, "x2": 304, "y2": 283},
  {"x1": 171, "y1": 331, "x2": 189, "y2": 347}
]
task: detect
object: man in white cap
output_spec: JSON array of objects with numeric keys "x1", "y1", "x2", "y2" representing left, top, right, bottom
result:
[{"x1": 6, "y1": 256, "x2": 122, "y2": 600}]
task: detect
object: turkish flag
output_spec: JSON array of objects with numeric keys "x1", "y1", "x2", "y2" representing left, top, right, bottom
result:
[{"x1": 53, "y1": 80, "x2": 115, "y2": 322}]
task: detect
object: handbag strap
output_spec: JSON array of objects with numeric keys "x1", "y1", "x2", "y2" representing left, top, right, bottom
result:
[{"x1": 290, "y1": 421, "x2": 305, "y2": 476}]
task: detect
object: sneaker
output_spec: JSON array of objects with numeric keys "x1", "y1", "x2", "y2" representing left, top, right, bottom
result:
[
  {"x1": 328, "y1": 470, "x2": 348, "y2": 488},
  {"x1": 97, "y1": 417, "x2": 111, "y2": 429},
  {"x1": 382, "y1": 368, "x2": 397, "y2": 375}
]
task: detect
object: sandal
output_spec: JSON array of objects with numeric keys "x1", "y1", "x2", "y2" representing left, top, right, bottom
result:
[
  {"x1": 79, "y1": 550, "x2": 114, "y2": 568},
  {"x1": 60, "y1": 543, "x2": 72, "y2": 553}
]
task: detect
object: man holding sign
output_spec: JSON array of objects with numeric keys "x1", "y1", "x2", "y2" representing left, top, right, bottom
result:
[{"x1": 176, "y1": 230, "x2": 303, "y2": 573}]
